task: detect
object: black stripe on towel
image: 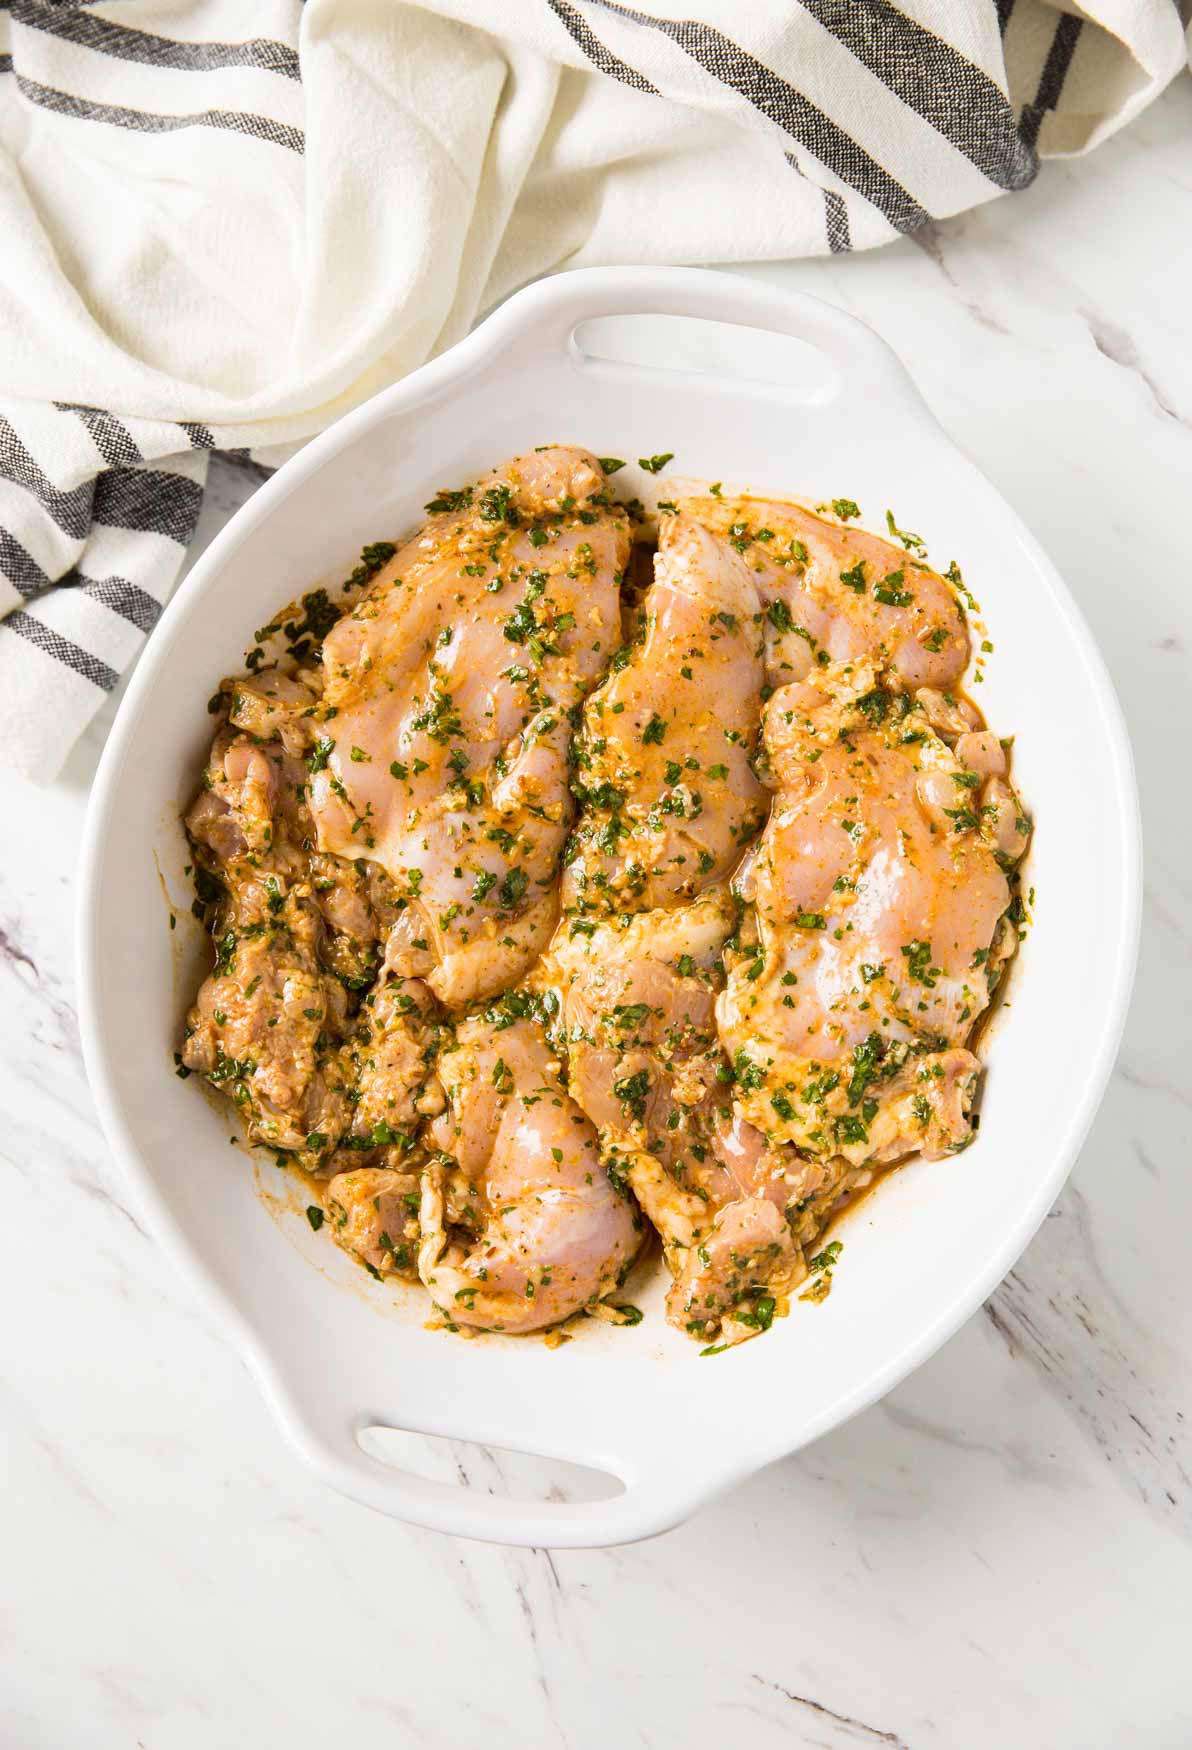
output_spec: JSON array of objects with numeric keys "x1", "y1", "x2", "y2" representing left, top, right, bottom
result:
[
  {"x1": 589, "y1": 0, "x2": 928, "y2": 233},
  {"x1": 797, "y1": 0, "x2": 1036, "y2": 192},
  {"x1": 74, "y1": 572, "x2": 163, "y2": 633},
  {"x1": 1, "y1": 609, "x2": 119, "y2": 690},
  {"x1": 2, "y1": 549, "x2": 165, "y2": 630},
  {"x1": 785, "y1": 150, "x2": 853, "y2": 254},
  {"x1": 545, "y1": 0, "x2": 659, "y2": 93},
  {"x1": 92, "y1": 469, "x2": 204, "y2": 543},
  {"x1": 0, "y1": 416, "x2": 94, "y2": 538},
  {"x1": 181, "y1": 422, "x2": 217, "y2": 451},
  {"x1": 1019, "y1": 14, "x2": 1083, "y2": 150},
  {"x1": 56, "y1": 403, "x2": 145, "y2": 468},
  {"x1": 0, "y1": 63, "x2": 305, "y2": 153},
  {"x1": 823, "y1": 188, "x2": 850, "y2": 253},
  {"x1": 0, "y1": 527, "x2": 50, "y2": 596},
  {"x1": 8, "y1": 0, "x2": 302, "y2": 81}
]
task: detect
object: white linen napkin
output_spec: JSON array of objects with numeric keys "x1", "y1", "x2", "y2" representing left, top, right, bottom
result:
[{"x1": 1, "y1": 0, "x2": 1186, "y2": 780}]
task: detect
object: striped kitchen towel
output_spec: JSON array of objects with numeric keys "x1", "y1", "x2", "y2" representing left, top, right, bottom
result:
[{"x1": 1, "y1": 1, "x2": 1187, "y2": 781}]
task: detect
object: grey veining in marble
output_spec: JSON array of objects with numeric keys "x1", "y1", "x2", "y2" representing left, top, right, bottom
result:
[{"x1": 2, "y1": 81, "x2": 1191, "y2": 1750}]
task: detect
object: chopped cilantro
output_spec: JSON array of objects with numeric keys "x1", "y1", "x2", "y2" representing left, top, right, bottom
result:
[
  {"x1": 424, "y1": 485, "x2": 473, "y2": 515},
  {"x1": 345, "y1": 540, "x2": 397, "y2": 590},
  {"x1": 901, "y1": 938, "x2": 939, "y2": 988},
  {"x1": 499, "y1": 866, "x2": 528, "y2": 908}
]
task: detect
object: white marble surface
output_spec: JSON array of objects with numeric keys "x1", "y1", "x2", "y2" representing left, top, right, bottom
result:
[{"x1": 3, "y1": 82, "x2": 1191, "y2": 1750}]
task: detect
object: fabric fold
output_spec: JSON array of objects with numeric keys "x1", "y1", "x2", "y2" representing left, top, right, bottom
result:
[{"x1": 0, "y1": 0, "x2": 1185, "y2": 779}]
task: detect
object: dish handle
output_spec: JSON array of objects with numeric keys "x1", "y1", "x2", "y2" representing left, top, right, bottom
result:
[
  {"x1": 497, "y1": 264, "x2": 925, "y2": 413},
  {"x1": 259, "y1": 1364, "x2": 713, "y2": 1549}
]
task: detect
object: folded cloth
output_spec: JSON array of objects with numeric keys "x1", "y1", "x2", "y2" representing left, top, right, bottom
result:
[{"x1": 0, "y1": 0, "x2": 1186, "y2": 780}]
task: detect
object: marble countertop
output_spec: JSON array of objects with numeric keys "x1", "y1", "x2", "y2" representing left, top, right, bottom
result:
[{"x1": 3, "y1": 80, "x2": 1190, "y2": 1750}]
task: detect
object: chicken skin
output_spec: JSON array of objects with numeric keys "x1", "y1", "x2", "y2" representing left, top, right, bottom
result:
[{"x1": 307, "y1": 446, "x2": 628, "y2": 1007}]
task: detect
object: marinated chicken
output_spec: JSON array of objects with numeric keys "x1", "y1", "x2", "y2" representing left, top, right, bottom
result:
[
  {"x1": 719, "y1": 657, "x2": 1028, "y2": 1168},
  {"x1": 180, "y1": 455, "x2": 1029, "y2": 1352},
  {"x1": 563, "y1": 511, "x2": 768, "y2": 917},
  {"x1": 546, "y1": 893, "x2": 813, "y2": 1344},
  {"x1": 325, "y1": 1166, "x2": 422, "y2": 1278},
  {"x1": 676, "y1": 493, "x2": 968, "y2": 692},
  {"x1": 418, "y1": 1006, "x2": 642, "y2": 1332},
  {"x1": 307, "y1": 446, "x2": 628, "y2": 1007},
  {"x1": 184, "y1": 719, "x2": 392, "y2": 1161}
]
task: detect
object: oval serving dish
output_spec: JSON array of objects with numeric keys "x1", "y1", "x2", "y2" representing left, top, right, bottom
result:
[{"x1": 78, "y1": 267, "x2": 1141, "y2": 1547}]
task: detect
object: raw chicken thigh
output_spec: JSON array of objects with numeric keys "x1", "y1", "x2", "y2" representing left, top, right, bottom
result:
[
  {"x1": 719, "y1": 658, "x2": 1029, "y2": 1168},
  {"x1": 324, "y1": 1165, "x2": 422, "y2": 1279},
  {"x1": 547, "y1": 893, "x2": 809, "y2": 1344},
  {"x1": 549, "y1": 889, "x2": 743, "y2": 1250},
  {"x1": 308, "y1": 446, "x2": 628, "y2": 1007},
  {"x1": 181, "y1": 707, "x2": 431, "y2": 1164},
  {"x1": 563, "y1": 512, "x2": 768, "y2": 918},
  {"x1": 676, "y1": 493, "x2": 968, "y2": 692},
  {"x1": 418, "y1": 1007, "x2": 641, "y2": 1333}
]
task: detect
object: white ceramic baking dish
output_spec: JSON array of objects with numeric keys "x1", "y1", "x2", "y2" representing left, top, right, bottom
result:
[{"x1": 77, "y1": 268, "x2": 1141, "y2": 1548}]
